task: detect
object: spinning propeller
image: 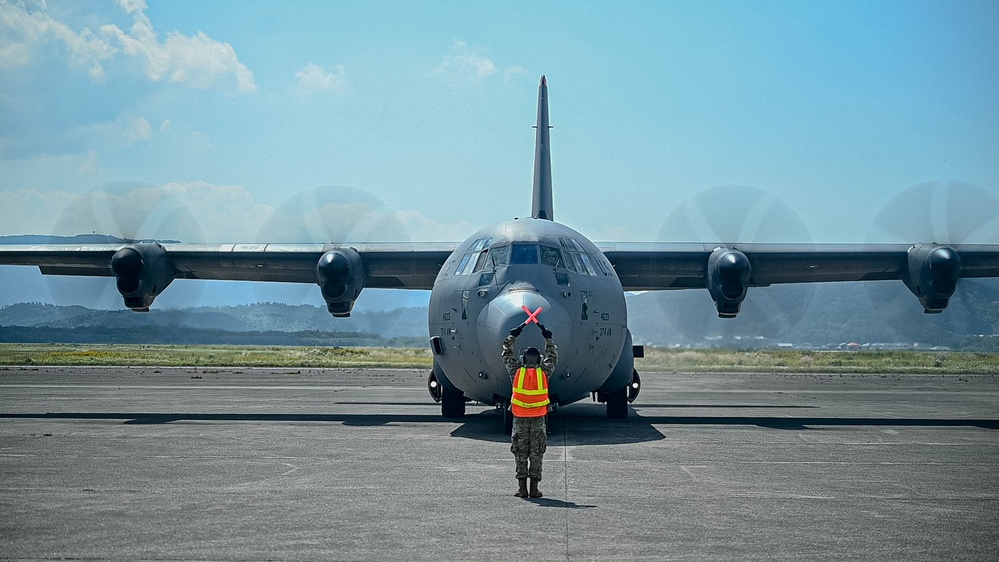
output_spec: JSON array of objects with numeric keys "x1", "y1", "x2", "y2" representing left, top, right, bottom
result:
[
  {"x1": 46, "y1": 182, "x2": 207, "y2": 319},
  {"x1": 650, "y1": 185, "x2": 816, "y2": 345},
  {"x1": 863, "y1": 180, "x2": 999, "y2": 343}
]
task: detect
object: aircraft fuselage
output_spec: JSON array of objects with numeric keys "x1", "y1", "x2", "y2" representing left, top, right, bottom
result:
[{"x1": 428, "y1": 218, "x2": 633, "y2": 408}]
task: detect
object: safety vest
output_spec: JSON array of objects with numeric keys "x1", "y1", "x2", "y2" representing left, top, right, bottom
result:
[{"x1": 511, "y1": 366, "x2": 550, "y2": 418}]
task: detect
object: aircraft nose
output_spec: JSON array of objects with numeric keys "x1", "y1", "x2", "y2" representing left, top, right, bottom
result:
[{"x1": 478, "y1": 289, "x2": 571, "y2": 363}]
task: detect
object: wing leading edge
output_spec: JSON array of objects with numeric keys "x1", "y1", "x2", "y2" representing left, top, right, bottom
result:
[
  {"x1": 0, "y1": 242, "x2": 456, "y2": 316},
  {"x1": 601, "y1": 242, "x2": 999, "y2": 317}
]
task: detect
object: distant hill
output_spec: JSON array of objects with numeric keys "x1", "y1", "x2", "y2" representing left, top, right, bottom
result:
[
  {"x1": 0, "y1": 302, "x2": 427, "y2": 339},
  {"x1": 626, "y1": 279, "x2": 999, "y2": 349},
  {"x1": 0, "y1": 234, "x2": 179, "y2": 244}
]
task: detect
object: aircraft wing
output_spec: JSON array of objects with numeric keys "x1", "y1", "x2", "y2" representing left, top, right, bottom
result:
[
  {"x1": 0, "y1": 242, "x2": 456, "y2": 315},
  {"x1": 600, "y1": 242, "x2": 999, "y2": 316}
]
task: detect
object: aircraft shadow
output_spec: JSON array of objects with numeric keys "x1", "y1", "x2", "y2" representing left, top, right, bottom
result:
[{"x1": 2, "y1": 406, "x2": 994, "y2": 441}]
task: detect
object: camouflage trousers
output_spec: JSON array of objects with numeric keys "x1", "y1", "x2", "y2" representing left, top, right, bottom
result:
[{"x1": 511, "y1": 415, "x2": 547, "y2": 481}]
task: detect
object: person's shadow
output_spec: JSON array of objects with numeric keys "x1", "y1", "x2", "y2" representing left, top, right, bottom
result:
[{"x1": 526, "y1": 497, "x2": 596, "y2": 509}]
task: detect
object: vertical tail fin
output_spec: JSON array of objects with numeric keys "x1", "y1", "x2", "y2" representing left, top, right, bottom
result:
[{"x1": 532, "y1": 75, "x2": 553, "y2": 221}]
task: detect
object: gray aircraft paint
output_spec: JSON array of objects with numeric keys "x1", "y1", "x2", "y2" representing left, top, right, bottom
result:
[
  {"x1": 428, "y1": 217, "x2": 630, "y2": 408},
  {"x1": 532, "y1": 75, "x2": 554, "y2": 222}
]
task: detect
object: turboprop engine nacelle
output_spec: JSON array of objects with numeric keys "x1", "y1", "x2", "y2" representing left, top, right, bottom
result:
[
  {"x1": 317, "y1": 248, "x2": 366, "y2": 317},
  {"x1": 110, "y1": 243, "x2": 176, "y2": 312},
  {"x1": 706, "y1": 247, "x2": 751, "y2": 318},
  {"x1": 903, "y1": 243, "x2": 962, "y2": 313}
]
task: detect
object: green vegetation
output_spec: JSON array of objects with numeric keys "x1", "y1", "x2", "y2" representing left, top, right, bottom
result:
[
  {"x1": 640, "y1": 348, "x2": 999, "y2": 374},
  {"x1": 0, "y1": 343, "x2": 434, "y2": 369},
  {"x1": 1, "y1": 344, "x2": 997, "y2": 373}
]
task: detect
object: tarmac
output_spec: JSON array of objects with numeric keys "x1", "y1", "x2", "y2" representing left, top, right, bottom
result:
[{"x1": 1, "y1": 365, "x2": 997, "y2": 561}]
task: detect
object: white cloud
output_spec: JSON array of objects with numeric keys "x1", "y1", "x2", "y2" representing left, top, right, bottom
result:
[
  {"x1": 78, "y1": 150, "x2": 102, "y2": 175},
  {"x1": 397, "y1": 209, "x2": 475, "y2": 242},
  {"x1": 116, "y1": 0, "x2": 147, "y2": 15},
  {"x1": 503, "y1": 66, "x2": 528, "y2": 82},
  {"x1": 0, "y1": 182, "x2": 269, "y2": 242},
  {"x1": 433, "y1": 40, "x2": 498, "y2": 82},
  {"x1": 0, "y1": 0, "x2": 116, "y2": 79},
  {"x1": 295, "y1": 63, "x2": 348, "y2": 95},
  {"x1": 122, "y1": 116, "x2": 152, "y2": 144},
  {"x1": 0, "y1": 0, "x2": 255, "y2": 92},
  {"x1": 0, "y1": 41, "x2": 32, "y2": 69},
  {"x1": 0, "y1": 183, "x2": 478, "y2": 243}
]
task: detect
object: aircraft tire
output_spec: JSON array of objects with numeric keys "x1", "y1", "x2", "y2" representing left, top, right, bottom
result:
[
  {"x1": 503, "y1": 406, "x2": 514, "y2": 435},
  {"x1": 441, "y1": 387, "x2": 466, "y2": 418},
  {"x1": 606, "y1": 387, "x2": 629, "y2": 419}
]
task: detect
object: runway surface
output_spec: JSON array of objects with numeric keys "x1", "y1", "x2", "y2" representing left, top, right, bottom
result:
[{"x1": 1, "y1": 366, "x2": 997, "y2": 561}]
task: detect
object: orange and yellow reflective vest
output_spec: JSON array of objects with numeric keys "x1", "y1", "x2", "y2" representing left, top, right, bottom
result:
[{"x1": 511, "y1": 366, "x2": 550, "y2": 418}]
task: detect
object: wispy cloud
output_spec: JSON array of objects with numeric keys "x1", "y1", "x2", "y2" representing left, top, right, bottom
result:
[
  {"x1": 503, "y1": 66, "x2": 528, "y2": 82},
  {"x1": 0, "y1": 183, "x2": 477, "y2": 243},
  {"x1": 122, "y1": 116, "x2": 152, "y2": 144},
  {"x1": 295, "y1": 63, "x2": 348, "y2": 96},
  {"x1": 433, "y1": 40, "x2": 497, "y2": 82},
  {"x1": 0, "y1": 0, "x2": 117, "y2": 79},
  {"x1": 0, "y1": 0, "x2": 255, "y2": 92}
]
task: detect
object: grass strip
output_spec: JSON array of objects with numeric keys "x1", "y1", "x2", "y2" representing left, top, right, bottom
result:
[
  {"x1": 0, "y1": 344, "x2": 997, "y2": 374},
  {"x1": 640, "y1": 348, "x2": 999, "y2": 374},
  {"x1": 0, "y1": 343, "x2": 434, "y2": 369}
]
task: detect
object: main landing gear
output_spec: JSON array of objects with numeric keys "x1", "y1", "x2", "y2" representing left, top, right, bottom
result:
[
  {"x1": 599, "y1": 369, "x2": 642, "y2": 419},
  {"x1": 429, "y1": 370, "x2": 466, "y2": 418},
  {"x1": 442, "y1": 387, "x2": 466, "y2": 418}
]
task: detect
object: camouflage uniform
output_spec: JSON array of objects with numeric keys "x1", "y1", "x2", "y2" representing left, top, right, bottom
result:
[{"x1": 502, "y1": 334, "x2": 557, "y2": 481}]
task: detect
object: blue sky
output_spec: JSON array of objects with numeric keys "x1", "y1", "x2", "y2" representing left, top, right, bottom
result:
[{"x1": 2, "y1": 0, "x2": 998, "y2": 247}]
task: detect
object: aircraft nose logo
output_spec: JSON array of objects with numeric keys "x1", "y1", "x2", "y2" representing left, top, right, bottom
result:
[{"x1": 521, "y1": 305, "x2": 543, "y2": 325}]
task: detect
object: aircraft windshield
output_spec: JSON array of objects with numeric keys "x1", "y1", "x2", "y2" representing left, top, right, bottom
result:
[{"x1": 510, "y1": 243, "x2": 539, "y2": 264}]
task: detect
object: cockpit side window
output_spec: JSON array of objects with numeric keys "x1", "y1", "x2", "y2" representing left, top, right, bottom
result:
[
  {"x1": 563, "y1": 251, "x2": 578, "y2": 273},
  {"x1": 593, "y1": 254, "x2": 611, "y2": 276},
  {"x1": 510, "y1": 243, "x2": 539, "y2": 264},
  {"x1": 454, "y1": 253, "x2": 472, "y2": 275},
  {"x1": 471, "y1": 249, "x2": 489, "y2": 273},
  {"x1": 540, "y1": 245, "x2": 564, "y2": 268},
  {"x1": 558, "y1": 237, "x2": 581, "y2": 251},
  {"x1": 469, "y1": 237, "x2": 493, "y2": 252}
]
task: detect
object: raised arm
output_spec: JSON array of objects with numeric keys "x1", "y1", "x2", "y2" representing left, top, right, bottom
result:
[
  {"x1": 542, "y1": 338, "x2": 557, "y2": 374},
  {"x1": 502, "y1": 332, "x2": 521, "y2": 376}
]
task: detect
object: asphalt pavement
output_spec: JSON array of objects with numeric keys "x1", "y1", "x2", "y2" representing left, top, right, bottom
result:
[{"x1": 1, "y1": 366, "x2": 997, "y2": 561}]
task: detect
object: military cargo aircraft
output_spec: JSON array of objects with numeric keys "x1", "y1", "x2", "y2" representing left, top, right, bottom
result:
[{"x1": 2, "y1": 75, "x2": 998, "y2": 433}]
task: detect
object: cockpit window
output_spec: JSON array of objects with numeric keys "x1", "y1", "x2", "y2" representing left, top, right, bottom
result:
[
  {"x1": 489, "y1": 245, "x2": 510, "y2": 267},
  {"x1": 469, "y1": 237, "x2": 493, "y2": 252},
  {"x1": 593, "y1": 254, "x2": 611, "y2": 276},
  {"x1": 510, "y1": 243, "x2": 539, "y2": 264},
  {"x1": 454, "y1": 253, "x2": 472, "y2": 275},
  {"x1": 471, "y1": 249, "x2": 490, "y2": 273},
  {"x1": 559, "y1": 237, "x2": 581, "y2": 252},
  {"x1": 564, "y1": 255, "x2": 578, "y2": 273},
  {"x1": 540, "y1": 245, "x2": 564, "y2": 268}
]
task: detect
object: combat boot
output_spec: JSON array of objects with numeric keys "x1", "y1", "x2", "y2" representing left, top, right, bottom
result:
[
  {"x1": 514, "y1": 478, "x2": 528, "y2": 498},
  {"x1": 529, "y1": 478, "x2": 543, "y2": 498}
]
